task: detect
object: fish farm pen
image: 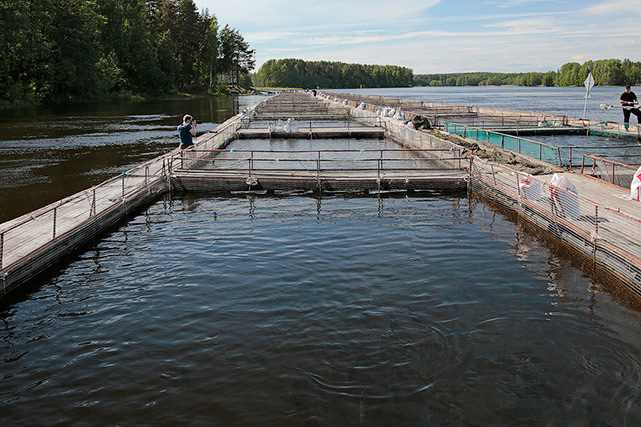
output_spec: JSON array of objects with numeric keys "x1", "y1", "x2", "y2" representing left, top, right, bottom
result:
[{"x1": 2, "y1": 90, "x2": 641, "y2": 298}]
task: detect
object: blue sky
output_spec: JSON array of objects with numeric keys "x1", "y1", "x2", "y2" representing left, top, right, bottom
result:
[{"x1": 195, "y1": 0, "x2": 641, "y2": 73}]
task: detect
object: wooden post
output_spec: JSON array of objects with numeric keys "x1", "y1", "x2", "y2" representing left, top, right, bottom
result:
[{"x1": 0, "y1": 232, "x2": 4, "y2": 271}]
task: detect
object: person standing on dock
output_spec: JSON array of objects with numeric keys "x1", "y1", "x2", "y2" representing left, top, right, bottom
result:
[
  {"x1": 177, "y1": 114, "x2": 197, "y2": 150},
  {"x1": 620, "y1": 85, "x2": 641, "y2": 131}
]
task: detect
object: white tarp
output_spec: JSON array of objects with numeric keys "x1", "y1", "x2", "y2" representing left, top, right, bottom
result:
[
  {"x1": 550, "y1": 173, "x2": 580, "y2": 219},
  {"x1": 519, "y1": 175, "x2": 543, "y2": 200},
  {"x1": 631, "y1": 166, "x2": 641, "y2": 201}
]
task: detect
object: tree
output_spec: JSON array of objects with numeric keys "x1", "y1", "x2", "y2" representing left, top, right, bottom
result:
[{"x1": 253, "y1": 59, "x2": 414, "y2": 89}]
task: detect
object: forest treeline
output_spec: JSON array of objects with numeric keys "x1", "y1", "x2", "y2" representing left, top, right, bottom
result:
[
  {"x1": 253, "y1": 59, "x2": 414, "y2": 89},
  {"x1": 0, "y1": 0, "x2": 255, "y2": 106},
  {"x1": 415, "y1": 59, "x2": 641, "y2": 87}
]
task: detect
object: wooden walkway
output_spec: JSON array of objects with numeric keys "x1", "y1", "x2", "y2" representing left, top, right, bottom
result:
[
  {"x1": 0, "y1": 115, "x2": 241, "y2": 297},
  {"x1": 0, "y1": 155, "x2": 168, "y2": 295},
  {"x1": 237, "y1": 127, "x2": 384, "y2": 139},
  {"x1": 172, "y1": 170, "x2": 468, "y2": 193}
]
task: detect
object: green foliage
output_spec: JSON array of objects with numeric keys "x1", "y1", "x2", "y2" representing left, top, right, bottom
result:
[
  {"x1": 0, "y1": 0, "x2": 255, "y2": 106},
  {"x1": 253, "y1": 59, "x2": 414, "y2": 89},
  {"x1": 415, "y1": 59, "x2": 641, "y2": 87}
]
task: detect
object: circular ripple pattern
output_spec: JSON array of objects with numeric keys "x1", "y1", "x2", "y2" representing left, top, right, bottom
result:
[{"x1": 2, "y1": 196, "x2": 641, "y2": 426}]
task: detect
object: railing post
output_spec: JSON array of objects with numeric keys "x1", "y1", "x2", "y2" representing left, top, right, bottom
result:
[
  {"x1": 316, "y1": 151, "x2": 321, "y2": 193},
  {"x1": 145, "y1": 166, "x2": 149, "y2": 190},
  {"x1": 0, "y1": 232, "x2": 4, "y2": 271},
  {"x1": 91, "y1": 189, "x2": 96, "y2": 217},
  {"x1": 380, "y1": 150, "x2": 384, "y2": 173},
  {"x1": 122, "y1": 173, "x2": 126, "y2": 200},
  {"x1": 568, "y1": 147, "x2": 573, "y2": 170},
  {"x1": 612, "y1": 162, "x2": 616, "y2": 184},
  {"x1": 501, "y1": 135, "x2": 505, "y2": 149},
  {"x1": 52, "y1": 207, "x2": 57, "y2": 239},
  {"x1": 539, "y1": 144, "x2": 543, "y2": 160},
  {"x1": 595, "y1": 205, "x2": 599, "y2": 239}
]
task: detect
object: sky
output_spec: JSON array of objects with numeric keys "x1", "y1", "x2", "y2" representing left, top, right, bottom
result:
[{"x1": 194, "y1": 0, "x2": 641, "y2": 74}]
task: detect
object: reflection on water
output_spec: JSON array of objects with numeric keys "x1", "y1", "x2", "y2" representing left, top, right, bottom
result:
[
  {"x1": 0, "y1": 95, "x2": 265, "y2": 222},
  {"x1": 1, "y1": 195, "x2": 641, "y2": 426}
]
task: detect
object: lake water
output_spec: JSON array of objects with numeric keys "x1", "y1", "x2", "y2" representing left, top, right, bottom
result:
[
  {"x1": 334, "y1": 86, "x2": 633, "y2": 123},
  {"x1": 3, "y1": 88, "x2": 641, "y2": 425},
  {"x1": 2, "y1": 195, "x2": 641, "y2": 426},
  {"x1": 0, "y1": 95, "x2": 264, "y2": 222}
]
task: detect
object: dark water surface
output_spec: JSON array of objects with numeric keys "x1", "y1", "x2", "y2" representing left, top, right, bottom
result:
[
  {"x1": 0, "y1": 95, "x2": 264, "y2": 222},
  {"x1": 2, "y1": 195, "x2": 641, "y2": 426}
]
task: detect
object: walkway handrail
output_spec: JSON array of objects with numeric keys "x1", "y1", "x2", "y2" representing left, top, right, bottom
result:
[
  {"x1": 580, "y1": 153, "x2": 641, "y2": 187},
  {"x1": 444, "y1": 121, "x2": 561, "y2": 165},
  {"x1": 0, "y1": 110, "x2": 249, "y2": 272}
]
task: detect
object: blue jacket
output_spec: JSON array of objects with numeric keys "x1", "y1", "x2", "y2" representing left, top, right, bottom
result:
[{"x1": 177, "y1": 123, "x2": 193, "y2": 146}]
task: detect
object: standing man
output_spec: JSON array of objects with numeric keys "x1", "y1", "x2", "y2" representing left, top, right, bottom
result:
[{"x1": 620, "y1": 85, "x2": 641, "y2": 131}]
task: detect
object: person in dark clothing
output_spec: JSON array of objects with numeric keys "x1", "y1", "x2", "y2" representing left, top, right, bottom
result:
[
  {"x1": 620, "y1": 85, "x2": 641, "y2": 131},
  {"x1": 177, "y1": 114, "x2": 197, "y2": 149}
]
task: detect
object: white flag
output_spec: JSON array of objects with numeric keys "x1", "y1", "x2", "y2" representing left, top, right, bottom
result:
[{"x1": 584, "y1": 72, "x2": 595, "y2": 98}]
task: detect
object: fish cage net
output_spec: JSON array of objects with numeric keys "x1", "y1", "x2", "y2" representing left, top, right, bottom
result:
[{"x1": 470, "y1": 159, "x2": 641, "y2": 298}]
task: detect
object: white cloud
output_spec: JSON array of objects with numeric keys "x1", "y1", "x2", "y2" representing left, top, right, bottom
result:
[
  {"x1": 585, "y1": 0, "x2": 641, "y2": 15},
  {"x1": 197, "y1": 0, "x2": 440, "y2": 27},
  {"x1": 197, "y1": 0, "x2": 641, "y2": 73}
]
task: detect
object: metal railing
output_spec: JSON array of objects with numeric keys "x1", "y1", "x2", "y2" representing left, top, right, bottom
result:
[
  {"x1": 470, "y1": 158, "x2": 641, "y2": 297},
  {"x1": 172, "y1": 148, "x2": 466, "y2": 178},
  {"x1": 444, "y1": 122, "x2": 562, "y2": 165},
  {"x1": 0, "y1": 155, "x2": 168, "y2": 273},
  {"x1": 0, "y1": 114, "x2": 244, "y2": 274},
  {"x1": 580, "y1": 154, "x2": 641, "y2": 188},
  {"x1": 240, "y1": 118, "x2": 382, "y2": 131},
  {"x1": 444, "y1": 121, "x2": 641, "y2": 169}
]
